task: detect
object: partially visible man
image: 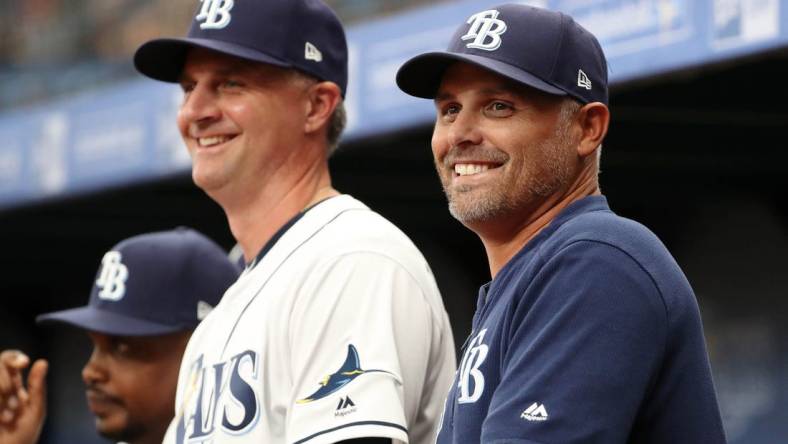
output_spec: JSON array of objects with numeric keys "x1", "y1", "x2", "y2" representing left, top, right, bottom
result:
[
  {"x1": 396, "y1": 4, "x2": 726, "y2": 443},
  {"x1": 132, "y1": 0, "x2": 456, "y2": 443},
  {"x1": 0, "y1": 228, "x2": 240, "y2": 444}
]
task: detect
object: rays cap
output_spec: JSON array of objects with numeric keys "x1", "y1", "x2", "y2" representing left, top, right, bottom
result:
[
  {"x1": 396, "y1": 3, "x2": 608, "y2": 105},
  {"x1": 133, "y1": 0, "x2": 348, "y2": 96},
  {"x1": 36, "y1": 227, "x2": 240, "y2": 336}
]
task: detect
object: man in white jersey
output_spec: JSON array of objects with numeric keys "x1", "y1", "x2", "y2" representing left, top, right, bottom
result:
[{"x1": 133, "y1": 1, "x2": 456, "y2": 443}]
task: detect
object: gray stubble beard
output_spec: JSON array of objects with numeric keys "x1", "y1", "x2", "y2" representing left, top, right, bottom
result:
[{"x1": 441, "y1": 114, "x2": 577, "y2": 225}]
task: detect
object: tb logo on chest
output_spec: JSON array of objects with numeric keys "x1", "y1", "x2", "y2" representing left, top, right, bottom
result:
[
  {"x1": 176, "y1": 350, "x2": 260, "y2": 443},
  {"x1": 457, "y1": 329, "x2": 489, "y2": 403}
]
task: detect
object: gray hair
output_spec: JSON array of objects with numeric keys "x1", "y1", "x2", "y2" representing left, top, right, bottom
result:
[
  {"x1": 559, "y1": 98, "x2": 602, "y2": 168},
  {"x1": 326, "y1": 101, "x2": 346, "y2": 157}
]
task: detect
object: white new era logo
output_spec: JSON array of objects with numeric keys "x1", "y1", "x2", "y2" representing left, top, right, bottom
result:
[
  {"x1": 305, "y1": 42, "x2": 323, "y2": 62},
  {"x1": 577, "y1": 69, "x2": 592, "y2": 90},
  {"x1": 521, "y1": 402, "x2": 549, "y2": 421},
  {"x1": 197, "y1": 300, "x2": 214, "y2": 320}
]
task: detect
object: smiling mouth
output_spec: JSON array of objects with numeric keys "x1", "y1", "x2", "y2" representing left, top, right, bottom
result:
[
  {"x1": 453, "y1": 162, "x2": 502, "y2": 177},
  {"x1": 197, "y1": 135, "x2": 235, "y2": 147}
]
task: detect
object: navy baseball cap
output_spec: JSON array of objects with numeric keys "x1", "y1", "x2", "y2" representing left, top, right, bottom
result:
[
  {"x1": 396, "y1": 4, "x2": 608, "y2": 105},
  {"x1": 36, "y1": 228, "x2": 240, "y2": 336},
  {"x1": 134, "y1": 0, "x2": 348, "y2": 96}
]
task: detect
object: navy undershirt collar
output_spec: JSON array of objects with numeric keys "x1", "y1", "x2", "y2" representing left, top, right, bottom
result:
[{"x1": 245, "y1": 196, "x2": 338, "y2": 270}]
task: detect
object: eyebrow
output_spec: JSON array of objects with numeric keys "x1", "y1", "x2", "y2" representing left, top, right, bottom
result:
[
  {"x1": 434, "y1": 84, "x2": 522, "y2": 103},
  {"x1": 434, "y1": 91, "x2": 454, "y2": 103},
  {"x1": 178, "y1": 62, "x2": 255, "y2": 83}
]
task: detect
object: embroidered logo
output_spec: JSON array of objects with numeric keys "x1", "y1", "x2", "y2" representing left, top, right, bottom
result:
[
  {"x1": 305, "y1": 42, "x2": 323, "y2": 62},
  {"x1": 457, "y1": 329, "x2": 489, "y2": 403},
  {"x1": 461, "y1": 10, "x2": 507, "y2": 51},
  {"x1": 335, "y1": 396, "x2": 357, "y2": 417},
  {"x1": 196, "y1": 0, "x2": 234, "y2": 30},
  {"x1": 95, "y1": 251, "x2": 128, "y2": 301},
  {"x1": 297, "y1": 345, "x2": 396, "y2": 404},
  {"x1": 174, "y1": 351, "x2": 260, "y2": 442},
  {"x1": 577, "y1": 69, "x2": 592, "y2": 90},
  {"x1": 521, "y1": 402, "x2": 549, "y2": 421}
]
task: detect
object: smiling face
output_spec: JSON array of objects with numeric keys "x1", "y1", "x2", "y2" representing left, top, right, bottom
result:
[
  {"x1": 176, "y1": 48, "x2": 314, "y2": 203},
  {"x1": 431, "y1": 62, "x2": 580, "y2": 227},
  {"x1": 81, "y1": 331, "x2": 191, "y2": 444}
]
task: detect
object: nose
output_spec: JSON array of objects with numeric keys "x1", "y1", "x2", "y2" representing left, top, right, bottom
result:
[
  {"x1": 446, "y1": 109, "x2": 482, "y2": 149},
  {"x1": 81, "y1": 349, "x2": 108, "y2": 386},
  {"x1": 177, "y1": 84, "x2": 221, "y2": 135}
]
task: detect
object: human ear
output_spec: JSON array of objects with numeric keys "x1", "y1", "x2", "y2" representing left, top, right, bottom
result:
[
  {"x1": 576, "y1": 102, "x2": 610, "y2": 158},
  {"x1": 304, "y1": 81, "x2": 341, "y2": 137}
]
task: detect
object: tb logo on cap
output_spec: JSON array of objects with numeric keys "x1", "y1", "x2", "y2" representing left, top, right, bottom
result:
[
  {"x1": 96, "y1": 251, "x2": 128, "y2": 301},
  {"x1": 196, "y1": 0, "x2": 234, "y2": 30},
  {"x1": 462, "y1": 10, "x2": 507, "y2": 51}
]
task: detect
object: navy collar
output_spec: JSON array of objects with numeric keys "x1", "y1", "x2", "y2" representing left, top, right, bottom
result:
[{"x1": 490, "y1": 195, "x2": 610, "y2": 288}]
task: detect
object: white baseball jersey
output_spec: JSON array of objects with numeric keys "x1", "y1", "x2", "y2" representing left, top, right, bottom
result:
[{"x1": 164, "y1": 195, "x2": 456, "y2": 444}]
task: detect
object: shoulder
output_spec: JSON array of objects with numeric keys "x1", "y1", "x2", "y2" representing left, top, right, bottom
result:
[
  {"x1": 309, "y1": 195, "x2": 435, "y2": 279},
  {"x1": 318, "y1": 196, "x2": 414, "y2": 245},
  {"x1": 285, "y1": 195, "x2": 445, "y2": 308},
  {"x1": 516, "y1": 233, "x2": 671, "y2": 334},
  {"x1": 490, "y1": 212, "x2": 675, "y2": 369},
  {"x1": 547, "y1": 204, "x2": 666, "y2": 259},
  {"x1": 529, "y1": 203, "x2": 698, "y2": 324}
]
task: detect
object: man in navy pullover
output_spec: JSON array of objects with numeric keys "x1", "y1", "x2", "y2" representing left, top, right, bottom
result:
[{"x1": 396, "y1": 4, "x2": 726, "y2": 443}]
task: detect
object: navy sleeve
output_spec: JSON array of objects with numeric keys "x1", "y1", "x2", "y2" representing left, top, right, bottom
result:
[{"x1": 481, "y1": 240, "x2": 667, "y2": 443}]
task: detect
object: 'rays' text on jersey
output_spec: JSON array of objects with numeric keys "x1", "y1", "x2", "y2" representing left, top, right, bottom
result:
[{"x1": 175, "y1": 350, "x2": 261, "y2": 443}]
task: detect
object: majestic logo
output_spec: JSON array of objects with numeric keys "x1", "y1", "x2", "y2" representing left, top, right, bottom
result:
[
  {"x1": 196, "y1": 0, "x2": 234, "y2": 30},
  {"x1": 335, "y1": 396, "x2": 357, "y2": 417},
  {"x1": 305, "y1": 42, "x2": 323, "y2": 62},
  {"x1": 297, "y1": 344, "x2": 395, "y2": 403},
  {"x1": 461, "y1": 10, "x2": 507, "y2": 51},
  {"x1": 577, "y1": 69, "x2": 592, "y2": 90},
  {"x1": 457, "y1": 329, "x2": 488, "y2": 404},
  {"x1": 521, "y1": 402, "x2": 549, "y2": 421},
  {"x1": 175, "y1": 350, "x2": 260, "y2": 443},
  {"x1": 95, "y1": 251, "x2": 128, "y2": 301}
]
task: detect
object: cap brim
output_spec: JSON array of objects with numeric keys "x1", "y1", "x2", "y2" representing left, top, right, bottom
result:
[
  {"x1": 134, "y1": 37, "x2": 292, "y2": 83},
  {"x1": 36, "y1": 306, "x2": 186, "y2": 336},
  {"x1": 396, "y1": 51, "x2": 567, "y2": 99}
]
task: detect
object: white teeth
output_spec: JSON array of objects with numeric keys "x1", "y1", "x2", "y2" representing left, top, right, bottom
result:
[
  {"x1": 454, "y1": 163, "x2": 491, "y2": 176},
  {"x1": 198, "y1": 136, "x2": 230, "y2": 147}
]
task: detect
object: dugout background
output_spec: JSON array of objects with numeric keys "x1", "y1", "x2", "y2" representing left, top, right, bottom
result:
[{"x1": 1, "y1": 50, "x2": 787, "y2": 444}]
